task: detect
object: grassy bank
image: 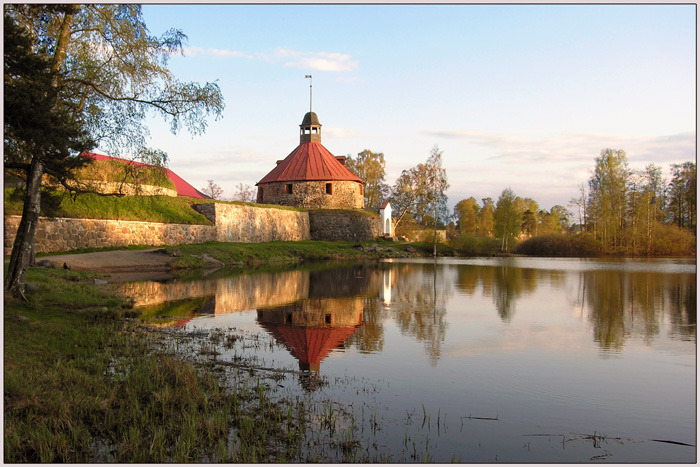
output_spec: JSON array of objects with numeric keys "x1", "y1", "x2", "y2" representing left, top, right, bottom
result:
[
  {"x1": 164, "y1": 239, "x2": 454, "y2": 269},
  {"x1": 3, "y1": 268, "x2": 313, "y2": 463},
  {"x1": 4, "y1": 189, "x2": 306, "y2": 225}
]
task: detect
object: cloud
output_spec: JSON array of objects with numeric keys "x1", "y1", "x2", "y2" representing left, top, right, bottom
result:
[
  {"x1": 424, "y1": 129, "x2": 696, "y2": 166},
  {"x1": 183, "y1": 46, "x2": 252, "y2": 59},
  {"x1": 268, "y1": 48, "x2": 357, "y2": 72},
  {"x1": 183, "y1": 46, "x2": 358, "y2": 72}
]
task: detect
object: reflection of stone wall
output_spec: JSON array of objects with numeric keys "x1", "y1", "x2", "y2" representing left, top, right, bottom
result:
[
  {"x1": 3, "y1": 215, "x2": 215, "y2": 255},
  {"x1": 115, "y1": 270, "x2": 310, "y2": 314}
]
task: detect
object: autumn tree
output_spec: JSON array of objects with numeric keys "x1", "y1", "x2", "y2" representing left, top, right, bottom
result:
[
  {"x1": 389, "y1": 146, "x2": 449, "y2": 232},
  {"x1": 587, "y1": 148, "x2": 629, "y2": 250},
  {"x1": 4, "y1": 5, "x2": 224, "y2": 298},
  {"x1": 493, "y1": 188, "x2": 522, "y2": 252},
  {"x1": 478, "y1": 198, "x2": 495, "y2": 237},
  {"x1": 346, "y1": 149, "x2": 390, "y2": 210},
  {"x1": 454, "y1": 197, "x2": 480, "y2": 234},
  {"x1": 520, "y1": 198, "x2": 540, "y2": 237},
  {"x1": 668, "y1": 162, "x2": 696, "y2": 231}
]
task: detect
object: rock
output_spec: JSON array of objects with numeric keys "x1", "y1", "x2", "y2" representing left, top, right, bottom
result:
[
  {"x1": 93, "y1": 278, "x2": 109, "y2": 285},
  {"x1": 34, "y1": 259, "x2": 55, "y2": 268},
  {"x1": 25, "y1": 283, "x2": 39, "y2": 293}
]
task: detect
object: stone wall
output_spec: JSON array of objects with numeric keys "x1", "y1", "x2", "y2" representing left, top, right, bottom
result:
[
  {"x1": 194, "y1": 203, "x2": 310, "y2": 242},
  {"x1": 309, "y1": 210, "x2": 382, "y2": 241},
  {"x1": 3, "y1": 215, "x2": 215, "y2": 255},
  {"x1": 257, "y1": 180, "x2": 364, "y2": 209},
  {"x1": 4, "y1": 203, "x2": 381, "y2": 255}
]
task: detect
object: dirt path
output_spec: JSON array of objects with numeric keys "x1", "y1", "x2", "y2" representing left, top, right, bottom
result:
[{"x1": 40, "y1": 249, "x2": 177, "y2": 273}]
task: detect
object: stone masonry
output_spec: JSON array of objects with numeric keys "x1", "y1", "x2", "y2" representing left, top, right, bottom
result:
[
  {"x1": 4, "y1": 203, "x2": 382, "y2": 255},
  {"x1": 257, "y1": 180, "x2": 363, "y2": 209}
]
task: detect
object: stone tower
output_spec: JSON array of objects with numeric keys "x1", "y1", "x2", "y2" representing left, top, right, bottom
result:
[{"x1": 256, "y1": 111, "x2": 365, "y2": 209}]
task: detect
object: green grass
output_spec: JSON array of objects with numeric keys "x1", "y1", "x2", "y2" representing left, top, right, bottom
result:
[
  {"x1": 3, "y1": 268, "x2": 310, "y2": 463},
  {"x1": 76, "y1": 159, "x2": 176, "y2": 190},
  {"x1": 165, "y1": 239, "x2": 430, "y2": 269},
  {"x1": 5, "y1": 189, "x2": 212, "y2": 224},
  {"x1": 5, "y1": 189, "x2": 309, "y2": 225}
]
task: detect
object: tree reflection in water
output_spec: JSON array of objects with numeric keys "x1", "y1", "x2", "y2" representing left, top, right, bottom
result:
[{"x1": 125, "y1": 259, "x2": 695, "y2": 376}]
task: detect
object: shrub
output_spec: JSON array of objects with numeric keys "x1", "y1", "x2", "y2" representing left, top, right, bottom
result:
[
  {"x1": 649, "y1": 224, "x2": 696, "y2": 256},
  {"x1": 514, "y1": 233, "x2": 603, "y2": 257},
  {"x1": 450, "y1": 233, "x2": 501, "y2": 256}
]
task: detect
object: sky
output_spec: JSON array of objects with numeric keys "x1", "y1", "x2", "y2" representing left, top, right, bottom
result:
[{"x1": 121, "y1": 3, "x2": 696, "y2": 212}]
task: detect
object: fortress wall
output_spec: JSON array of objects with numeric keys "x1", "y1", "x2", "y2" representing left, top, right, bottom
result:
[
  {"x1": 3, "y1": 215, "x2": 216, "y2": 255},
  {"x1": 195, "y1": 203, "x2": 311, "y2": 242},
  {"x1": 4, "y1": 203, "x2": 381, "y2": 255},
  {"x1": 309, "y1": 210, "x2": 382, "y2": 242}
]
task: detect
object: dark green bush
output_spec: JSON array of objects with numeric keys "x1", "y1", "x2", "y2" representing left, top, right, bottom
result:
[
  {"x1": 449, "y1": 234, "x2": 501, "y2": 256},
  {"x1": 514, "y1": 233, "x2": 603, "y2": 257}
]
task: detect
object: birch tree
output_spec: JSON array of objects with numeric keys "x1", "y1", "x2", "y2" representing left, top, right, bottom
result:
[
  {"x1": 587, "y1": 148, "x2": 629, "y2": 250},
  {"x1": 4, "y1": 5, "x2": 224, "y2": 298}
]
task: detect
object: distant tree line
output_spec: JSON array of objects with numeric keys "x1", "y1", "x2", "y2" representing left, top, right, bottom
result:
[{"x1": 451, "y1": 148, "x2": 696, "y2": 256}]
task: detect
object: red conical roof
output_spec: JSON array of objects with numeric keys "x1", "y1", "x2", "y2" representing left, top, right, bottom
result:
[
  {"x1": 257, "y1": 142, "x2": 363, "y2": 185},
  {"x1": 259, "y1": 323, "x2": 358, "y2": 367}
]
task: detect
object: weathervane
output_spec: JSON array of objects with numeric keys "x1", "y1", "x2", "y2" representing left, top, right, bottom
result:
[{"x1": 305, "y1": 74, "x2": 312, "y2": 113}]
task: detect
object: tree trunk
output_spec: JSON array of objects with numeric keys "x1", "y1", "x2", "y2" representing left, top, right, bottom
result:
[
  {"x1": 6, "y1": 157, "x2": 44, "y2": 298},
  {"x1": 5, "y1": 7, "x2": 76, "y2": 299}
]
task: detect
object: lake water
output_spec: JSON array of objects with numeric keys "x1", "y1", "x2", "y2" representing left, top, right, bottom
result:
[{"x1": 123, "y1": 257, "x2": 696, "y2": 462}]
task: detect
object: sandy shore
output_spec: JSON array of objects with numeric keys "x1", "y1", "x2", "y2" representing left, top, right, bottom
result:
[{"x1": 40, "y1": 249, "x2": 177, "y2": 273}]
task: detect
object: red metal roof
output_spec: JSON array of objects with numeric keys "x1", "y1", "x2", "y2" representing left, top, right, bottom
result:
[
  {"x1": 257, "y1": 142, "x2": 364, "y2": 185},
  {"x1": 85, "y1": 153, "x2": 209, "y2": 199}
]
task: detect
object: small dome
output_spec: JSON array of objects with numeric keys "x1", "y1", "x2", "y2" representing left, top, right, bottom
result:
[{"x1": 300, "y1": 112, "x2": 321, "y2": 127}]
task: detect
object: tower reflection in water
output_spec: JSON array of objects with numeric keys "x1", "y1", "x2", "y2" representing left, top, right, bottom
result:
[{"x1": 256, "y1": 266, "x2": 391, "y2": 391}]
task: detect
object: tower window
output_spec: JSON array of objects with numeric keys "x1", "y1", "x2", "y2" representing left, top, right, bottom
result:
[
  {"x1": 285, "y1": 184, "x2": 293, "y2": 194},
  {"x1": 359, "y1": 185, "x2": 364, "y2": 195},
  {"x1": 325, "y1": 314, "x2": 332, "y2": 324},
  {"x1": 326, "y1": 183, "x2": 333, "y2": 195}
]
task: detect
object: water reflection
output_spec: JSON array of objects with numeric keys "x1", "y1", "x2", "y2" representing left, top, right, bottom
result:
[{"x1": 123, "y1": 259, "x2": 696, "y2": 366}]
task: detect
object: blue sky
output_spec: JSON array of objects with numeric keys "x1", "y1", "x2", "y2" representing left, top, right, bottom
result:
[{"x1": 131, "y1": 4, "x2": 696, "y2": 211}]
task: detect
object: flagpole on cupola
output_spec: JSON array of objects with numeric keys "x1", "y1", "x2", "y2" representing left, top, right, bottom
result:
[{"x1": 305, "y1": 74, "x2": 312, "y2": 113}]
